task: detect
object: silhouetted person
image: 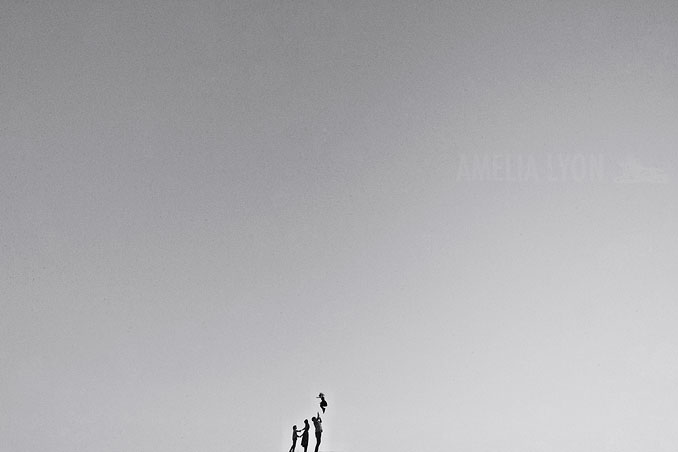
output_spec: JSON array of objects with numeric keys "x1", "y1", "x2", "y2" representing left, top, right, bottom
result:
[
  {"x1": 300, "y1": 419, "x2": 310, "y2": 452},
  {"x1": 289, "y1": 425, "x2": 302, "y2": 452},
  {"x1": 317, "y1": 392, "x2": 327, "y2": 413},
  {"x1": 312, "y1": 412, "x2": 322, "y2": 452}
]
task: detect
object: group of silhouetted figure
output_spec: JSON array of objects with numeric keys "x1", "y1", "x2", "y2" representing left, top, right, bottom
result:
[{"x1": 289, "y1": 393, "x2": 328, "y2": 452}]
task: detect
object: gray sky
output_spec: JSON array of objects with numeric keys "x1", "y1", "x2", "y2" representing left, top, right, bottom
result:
[{"x1": 2, "y1": 1, "x2": 678, "y2": 451}]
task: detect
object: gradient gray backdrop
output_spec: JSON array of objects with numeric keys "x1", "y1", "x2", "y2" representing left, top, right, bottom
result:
[{"x1": 2, "y1": 1, "x2": 678, "y2": 451}]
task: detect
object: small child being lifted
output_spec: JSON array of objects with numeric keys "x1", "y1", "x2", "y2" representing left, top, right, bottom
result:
[{"x1": 317, "y1": 393, "x2": 327, "y2": 413}]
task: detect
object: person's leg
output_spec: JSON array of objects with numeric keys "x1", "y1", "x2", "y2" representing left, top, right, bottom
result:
[{"x1": 314, "y1": 433, "x2": 321, "y2": 452}]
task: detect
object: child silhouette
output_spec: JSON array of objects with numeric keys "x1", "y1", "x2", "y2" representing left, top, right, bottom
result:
[
  {"x1": 289, "y1": 425, "x2": 302, "y2": 452},
  {"x1": 317, "y1": 393, "x2": 327, "y2": 413}
]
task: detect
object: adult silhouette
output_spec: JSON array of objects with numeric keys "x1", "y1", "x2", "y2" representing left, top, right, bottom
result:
[
  {"x1": 312, "y1": 413, "x2": 322, "y2": 452},
  {"x1": 300, "y1": 419, "x2": 310, "y2": 452}
]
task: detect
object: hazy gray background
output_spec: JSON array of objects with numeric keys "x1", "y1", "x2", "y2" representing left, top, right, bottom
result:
[{"x1": 2, "y1": 1, "x2": 677, "y2": 451}]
